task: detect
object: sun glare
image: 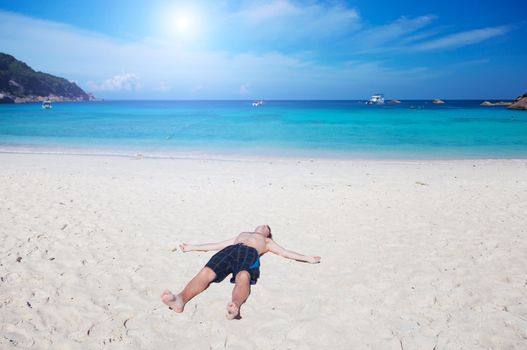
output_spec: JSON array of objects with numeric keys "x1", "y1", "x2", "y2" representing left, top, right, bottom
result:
[
  {"x1": 169, "y1": 11, "x2": 198, "y2": 37},
  {"x1": 174, "y1": 14, "x2": 193, "y2": 32},
  {"x1": 157, "y1": 5, "x2": 207, "y2": 44}
]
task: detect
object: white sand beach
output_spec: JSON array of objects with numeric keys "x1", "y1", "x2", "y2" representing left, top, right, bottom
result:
[{"x1": 1, "y1": 153, "x2": 527, "y2": 349}]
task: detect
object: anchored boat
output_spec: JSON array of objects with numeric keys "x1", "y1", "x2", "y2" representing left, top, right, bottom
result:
[
  {"x1": 366, "y1": 94, "x2": 384, "y2": 105},
  {"x1": 42, "y1": 100, "x2": 52, "y2": 109}
]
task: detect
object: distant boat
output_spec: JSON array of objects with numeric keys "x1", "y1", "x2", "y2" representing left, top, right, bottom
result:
[
  {"x1": 252, "y1": 100, "x2": 264, "y2": 107},
  {"x1": 42, "y1": 100, "x2": 52, "y2": 109},
  {"x1": 366, "y1": 94, "x2": 384, "y2": 105}
]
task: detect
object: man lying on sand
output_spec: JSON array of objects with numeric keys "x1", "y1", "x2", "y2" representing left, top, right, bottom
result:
[{"x1": 161, "y1": 224, "x2": 321, "y2": 320}]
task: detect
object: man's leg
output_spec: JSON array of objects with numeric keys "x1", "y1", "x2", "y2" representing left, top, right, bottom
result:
[
  {"x1": 227, "y1": 271, "x2": 251, "y2": 320},
  {"x1": 162, "y1": 267, "x2": 217, "y2": 313}
]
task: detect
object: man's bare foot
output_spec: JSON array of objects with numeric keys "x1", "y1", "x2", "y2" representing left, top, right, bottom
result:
[
  {"x1": 226, "y1": 302, "x2": 240, "y2": 320},
  {"x1": 161, "y1": 290, "x2": 185, "y2": 313}
]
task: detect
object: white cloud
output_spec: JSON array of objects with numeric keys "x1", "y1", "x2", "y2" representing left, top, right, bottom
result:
[
  {"x1": 340, "y1": 15, "x2": 437, "y2": 55},
  {"x1": 156, "y1": 81, "x2": 171, "y2": 92},
  {"x1": 234, "y1": 0, "x2": 301, "y2": 22},
  {"x1": 410, "y1": 26, "x2": 512, "y2": 51},
  {"x1": 191, "y1": 85, "x2": 204, "y2": 93},
  {"x1": 239, "y1": 84, "x2": 251, "y2": 94},
  {"x1": 87, "y1": 73, "x2": 141, "y2": 91},
  {"x1": 359, "y1": 15, "x2": 436, "y2": 48},
  {"x1": 224, "y1": 1, "x2": 361, "y2": 46}
]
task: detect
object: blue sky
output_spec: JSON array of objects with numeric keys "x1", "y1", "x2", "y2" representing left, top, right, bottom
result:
[{"x1": 0, "y1": 0, "x2": 525, "y2": 99}]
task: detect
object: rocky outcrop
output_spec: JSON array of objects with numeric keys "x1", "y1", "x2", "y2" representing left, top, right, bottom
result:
[
  {"x1": 432, "y1": 99, "x2": 445, "y2": 104},
  {"x1": 481, "y1": 101, "x2": 513, "y2": 107},
  {"x1": 508, "y1": 93, "x2": 527, "y2": 111}
]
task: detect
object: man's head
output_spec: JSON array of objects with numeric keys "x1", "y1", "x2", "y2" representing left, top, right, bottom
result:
[{"x1": 255, "y1": 224, "x2": 272, "y2": 238}]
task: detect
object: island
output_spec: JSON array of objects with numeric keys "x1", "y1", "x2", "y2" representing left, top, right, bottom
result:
[{"x1": 0, "y1": 52, "x2": 95, "y2": 104}]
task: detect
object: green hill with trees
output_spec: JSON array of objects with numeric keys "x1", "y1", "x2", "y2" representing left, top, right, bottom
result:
[{"x1": 0, "y1": 52, "x2": 91, "y2": 103}]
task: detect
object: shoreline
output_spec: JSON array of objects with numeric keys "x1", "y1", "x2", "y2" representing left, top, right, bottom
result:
[{"x1": 3, "y1": 147, "x2": 527, "y2": 162}]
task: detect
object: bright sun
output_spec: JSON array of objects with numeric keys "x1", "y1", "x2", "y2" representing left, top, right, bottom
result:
[
  {"x1": 170, "y1": 12, "x2": 196, "y2": 36},
  {"x1": 159, "y1": 6, "x2": 205, "y2": 42},
  {"x1": 175, "y1": 15, "x2": 192, "y2": 32}
]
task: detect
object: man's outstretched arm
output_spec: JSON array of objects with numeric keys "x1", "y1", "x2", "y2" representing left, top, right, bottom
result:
[
  {"x1": 180, "y1": 237, "x2": 236, "y2": 253},
  {"x1": 267, "y1": 240, "x2": 321, "y2": 264}
]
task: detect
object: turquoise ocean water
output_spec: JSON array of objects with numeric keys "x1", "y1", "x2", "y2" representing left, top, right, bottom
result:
[{"x1": 1, "y1": 100, "x2": 526, "y2": 159}]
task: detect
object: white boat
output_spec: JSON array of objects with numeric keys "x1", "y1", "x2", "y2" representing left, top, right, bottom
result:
[
  {"x1": 42, "y1": 100, "x2": 52, "y2": 109},
  {"x1": 251, "y1": 100, "x2": 264, "y2": 107},
  {"x1": 366, "y1": 94, "x2": 384, "y2": 105}
]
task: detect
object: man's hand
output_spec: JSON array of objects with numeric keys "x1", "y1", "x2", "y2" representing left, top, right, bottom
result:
[
  {"x1": 308, "y1": 256, "x2": 321, "y2": 264},
  {"x1": 179, "y1": 243, "x2": 192, "y2": 252}
]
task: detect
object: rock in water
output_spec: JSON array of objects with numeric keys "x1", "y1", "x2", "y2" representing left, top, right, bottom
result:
[{"x1": 508, "y1": 93, "x2": 527, "y2": 110}]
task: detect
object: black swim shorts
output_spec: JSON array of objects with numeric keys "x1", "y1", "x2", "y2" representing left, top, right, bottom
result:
[{"x1": 205, "y1": 244, "x2": 260, "y2": 285}]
